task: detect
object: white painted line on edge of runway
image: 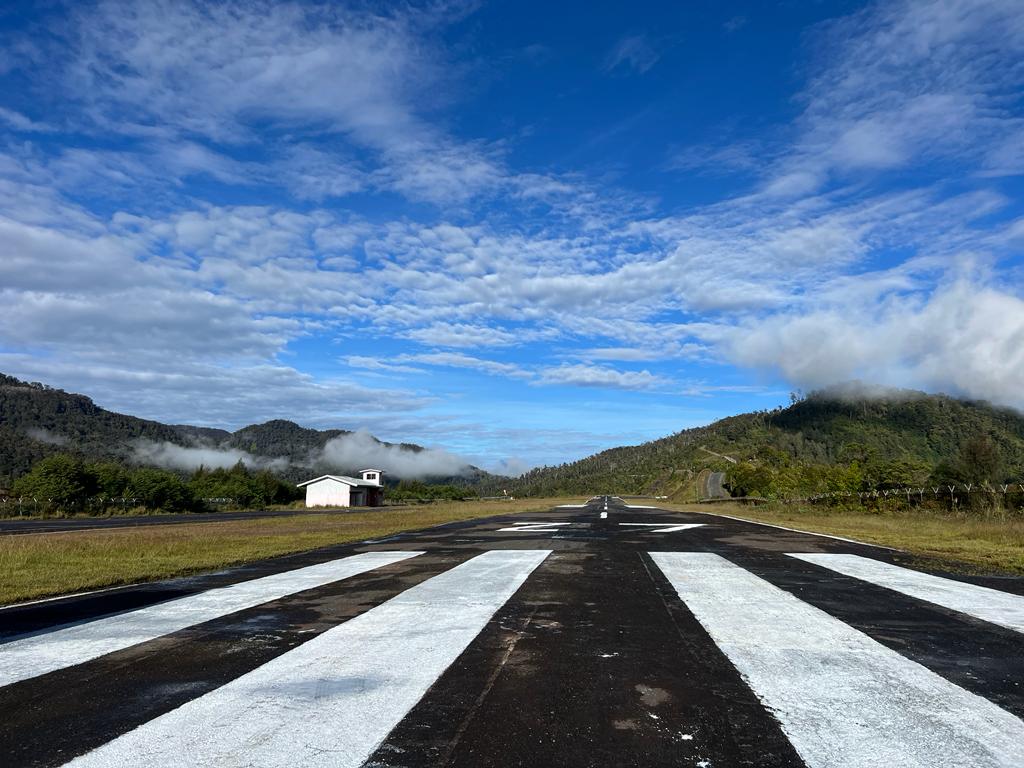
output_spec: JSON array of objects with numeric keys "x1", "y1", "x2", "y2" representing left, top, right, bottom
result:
[
  {"x1": 63, "y1": 549, "x2": 551, "y2": 768},
  {"x1": 650, "y1": 552, "x2": 1024, "y2": 768},
  {"x1": 689, "y1": 510, "x2": 898, "y2": 549},
  {"x1": 789, "y1": 553, "x2": 1024, "y2": 634},
  {"x1": 0, "y1": 551, "x2": 422, "y2": 688}
]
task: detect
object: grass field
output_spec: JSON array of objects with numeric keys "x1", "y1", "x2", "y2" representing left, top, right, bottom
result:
[
  {"x1": 660, "y1": 501, "x2": 1024, "y2": 575},
  {"x1": 0, "y1": 499, "x2": 571, "y2": 606}
]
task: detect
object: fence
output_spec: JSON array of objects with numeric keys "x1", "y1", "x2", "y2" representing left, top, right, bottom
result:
[
  {"x1": 787, "y1": 481, "x2": 1024, "y2": 508},
  {"x1": 0, "y1": 496, "x2": 238, "y2": 516}
]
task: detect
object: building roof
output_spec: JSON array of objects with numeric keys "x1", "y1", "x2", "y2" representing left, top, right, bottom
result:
[
  {"x1": 296, "y1": 474, "x2": 383, "y2": 488},
  {"x1": 358, "y1": 468, "x2": 384, "y2": 474}
]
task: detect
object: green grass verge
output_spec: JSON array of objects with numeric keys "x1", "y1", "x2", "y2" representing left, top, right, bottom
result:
[
  {"x1": 660, "y1": 501, "x2": 1024, "y2": 575},
  {"x1": 0, "y1": 498, "x2": 571, "y2": 605}
]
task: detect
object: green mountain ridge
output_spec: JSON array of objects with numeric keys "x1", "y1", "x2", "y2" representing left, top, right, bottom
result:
[
  {"x1": 0, "y1": 374, "x2": 482, "y2": 485},
  {"x1": 506, "y1": 387, "x2": 1024, "y2": 499}
]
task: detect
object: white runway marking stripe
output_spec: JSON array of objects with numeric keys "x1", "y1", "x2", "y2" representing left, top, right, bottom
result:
[
  {"x1": 650, "y1": 552, "x2": 1024, "y2": 768},
  {"x1": 0, "y1": 550, "x2": 421, "y2": 688},
  {"x1": 63, "y1": 549, "x2": 550, "y2": 768},
  {"x1": 497, "y1": 521, "x2": 570, "y2": 532},
  {"x1": 790, "y1": 553, "x2": 1024, "y2": 634},
  {"x1": 621, "y1": 523, "x2": 704, "y2": 533}
]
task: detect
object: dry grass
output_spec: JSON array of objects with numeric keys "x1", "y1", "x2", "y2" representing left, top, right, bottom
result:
[
  {"x1": 0, "y1": 498, "x2": 571, "y2": 605},
  {"x1": 658, "y1": 501, "x2": 1024, "y2": 575}
]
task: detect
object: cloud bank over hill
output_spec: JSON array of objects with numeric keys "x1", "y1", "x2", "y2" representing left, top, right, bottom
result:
[
  {"x1": 132, "y1": 431, "x2": 477, "y2": 479},
  {"x1": 132, "y1": 441, "x2": 289, "y2": 472},
  {"x1": 319, "y1": 430, "x2": 473, "y2": 479}
]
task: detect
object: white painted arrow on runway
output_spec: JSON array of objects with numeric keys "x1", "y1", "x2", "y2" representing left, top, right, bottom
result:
[
  {"x1": 620, "y1": 523, "x2": 705, "y2": 533},
  {"x1": 497, "y1": 522, "x2": 571, "y2": 532}
]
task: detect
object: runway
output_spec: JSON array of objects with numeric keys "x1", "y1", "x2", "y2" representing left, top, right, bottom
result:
[{"x1": 2, "y1": 497, "x2": 1022, "y2": 767}]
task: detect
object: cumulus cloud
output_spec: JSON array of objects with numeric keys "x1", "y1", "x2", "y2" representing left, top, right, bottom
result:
[
  {"x1": 728, "y1": 280, "x2": 1024, "y2": 408},
  {"x1": 133, "y1": 440, "x2": 289, "y2": 471},
  {"x1": 319, "y1": 429, "x2": 472, "y2": 479}
]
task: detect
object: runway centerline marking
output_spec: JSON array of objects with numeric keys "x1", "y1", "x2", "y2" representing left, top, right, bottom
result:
[
  {"x1": 62, "y1": 549, "x2": 551, "y2": 768},
  {"x1": 790, "y1": 553, "x2": 1024, "y2": 634},
  {"x1": 0, "y1": 550, "x2": 421, "y2": 689},
  {"x1": 650, "y1": 551, "x2": 1024, "y2": 768}
]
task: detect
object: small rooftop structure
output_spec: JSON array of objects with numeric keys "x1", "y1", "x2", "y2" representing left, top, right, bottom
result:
[{"x1": 297, "y1": 470, "x2": 385, "y2": 508}]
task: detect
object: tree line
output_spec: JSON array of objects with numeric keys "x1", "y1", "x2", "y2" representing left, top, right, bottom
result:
[{"x1": 3, "y1": 455, "x2": 300, "y2": 515}]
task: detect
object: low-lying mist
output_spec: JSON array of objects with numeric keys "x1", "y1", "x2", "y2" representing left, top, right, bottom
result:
[
  {"x1": 319, "y1": 429, "x2": 472, "y2": 479},
  {"x1": 132, "y1": 440, "x2": 289, "y2": 472}
]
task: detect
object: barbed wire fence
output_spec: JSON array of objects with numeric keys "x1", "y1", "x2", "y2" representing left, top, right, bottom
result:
[
  {"x1": 785, "y1": 481, "x2": 1024, "y2": 510},
  {"x1": 0, "y1": 496, "x2": 238, "y2": 516}
]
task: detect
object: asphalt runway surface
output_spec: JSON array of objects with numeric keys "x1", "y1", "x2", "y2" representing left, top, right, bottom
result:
[{"x1": 2, "y1": 497, "x2": 1023, "y2": 767}]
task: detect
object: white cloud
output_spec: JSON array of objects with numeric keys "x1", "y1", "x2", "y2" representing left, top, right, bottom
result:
[
  {"x1": 399, "y1": 352, "x2": 532, "y2": 379},
  {"x1": 728, "y1": 279, "x2": 1024, "y2": 408},
  {"x1": 133, "y1": 441, "x2": 288, "y2": 472},
  {"x1": 753, "y1": 0, "x2": 1024, "y2": 195},
  {"x1": 489, "y1": 456, "x2": 534, "y2": 478},
  {"x1": 0, "y1": 107, "x2": 55, "y2": 133},
  {"x1": 536, "y1": 364, "x2": 666, "y2": 391},
  {"x1": 403, "y1": 322, "x2": 530, "y2": 348},
  {"x1": 603, "y1": 35, "x2": 660, "y2": 74},
  {"x1": 36, "y1": 0, "x2": 512, "y2": 206},
  {"x1": 319, "y1": 429, "x2": 472, "y2": 478}
]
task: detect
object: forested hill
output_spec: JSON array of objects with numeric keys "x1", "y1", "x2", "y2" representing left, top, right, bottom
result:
[
  {"x1": 0, "y1": 374, "x2": 477, "y2": 485},
  {"x1": 507, "y1": 388, "x2": 1024, "y2": 499}
]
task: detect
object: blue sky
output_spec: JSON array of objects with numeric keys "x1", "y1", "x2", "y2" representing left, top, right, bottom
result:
[{"x1": 1, "y1": 0, "x2": 1023, "y2": 474}]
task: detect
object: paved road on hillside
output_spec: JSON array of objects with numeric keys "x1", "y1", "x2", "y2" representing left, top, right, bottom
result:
[
  {"x1": 2, "y1": 497, "x2": 1023, "y2": 767},
  {"x1": 703, "y1": 470, "x2": 728, "y2": 499}
]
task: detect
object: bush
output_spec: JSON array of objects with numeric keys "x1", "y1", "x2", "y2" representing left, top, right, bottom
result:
[
  {"x1": 126, "y1": 468, "x2": 196, "y2": 512},
  {"x1": 11, "y1": 454, "x2": 93, "y2": 510},
  {"x1": 188, "y1": 462, "x2": 300, "y2": 508}
]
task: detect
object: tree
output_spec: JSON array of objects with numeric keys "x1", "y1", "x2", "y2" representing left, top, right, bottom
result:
[
  {"x1": 11, "y1": 454, "x2": 92, "y2": 509},
  {"x1": 956, "y1": 435, "x2": 1003, "y2": 484},
  {"x1": 126, "y1": 468, "x2": 195, "y2": 511},
  {"x1": 89, "y1": 461, "x2": 130, "y2": 497}
]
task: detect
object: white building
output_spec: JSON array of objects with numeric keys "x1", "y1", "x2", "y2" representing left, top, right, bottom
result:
[{"x1": 297, "y1": 469, "x2": 385, "y2": 508}]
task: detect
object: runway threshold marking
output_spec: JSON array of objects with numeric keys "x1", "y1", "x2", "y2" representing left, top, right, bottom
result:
[
  {"x1": 790, "y1": 553, "x2": 1024, "y2": 634},
  {"x1": 0, "y1": 550, "x2": 421, "y2": 688},
  {"x1": 650, "y1": 552, "x2": 1024, "y2": 768},
  {"x1": 62, "y1": 549, "x2": 550, "y2": 768}
]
